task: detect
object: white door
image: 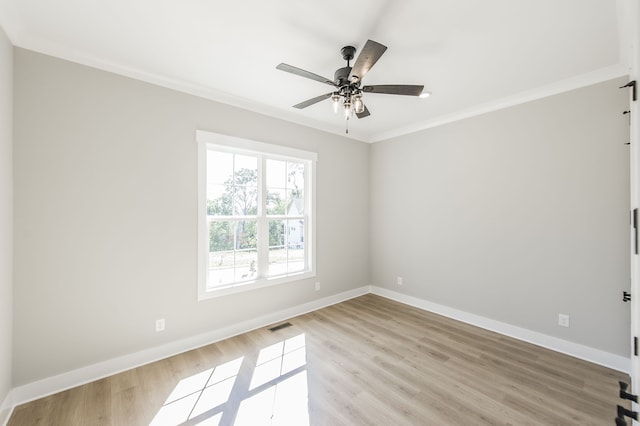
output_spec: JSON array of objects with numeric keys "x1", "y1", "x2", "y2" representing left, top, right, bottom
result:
[{"x1": 628, "y1": 1, "x2": 640, "y2": 423}]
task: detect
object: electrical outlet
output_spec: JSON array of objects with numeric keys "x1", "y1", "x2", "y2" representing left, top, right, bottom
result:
[
  {"x1": 156, "y1": 318, "x2": 165, "y2": 332},
  {"x1": 397, "y1": 276, "x2": 403, "y2": 286},
  {"x1": 558, "y1": 314, "x2": 570, "y2": 328},
  {"x1": 315, "y1": 282, "x2": 321, "y2": 291}
]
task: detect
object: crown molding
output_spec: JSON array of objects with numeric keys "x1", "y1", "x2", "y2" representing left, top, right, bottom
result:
[{"x1": 371, "y1": 64, "x2": 630, "y2": 143}]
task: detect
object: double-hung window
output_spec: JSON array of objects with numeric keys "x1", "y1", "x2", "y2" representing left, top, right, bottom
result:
[{"x1": 197, "y1": 130, "x2": 316, "y2": 299}]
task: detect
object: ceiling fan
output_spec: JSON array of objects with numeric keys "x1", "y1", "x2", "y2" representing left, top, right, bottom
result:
[{"x1": 276, "y1": 39, "x2": 426, "y2": 131}]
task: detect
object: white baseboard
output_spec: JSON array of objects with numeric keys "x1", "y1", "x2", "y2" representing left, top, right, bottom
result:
[
  {"x1": 10, "y1": 286, "x2": 370, "y2": 408},
  {"x1": 6, "y1": 284, "x2": 630, "y2": 419},
  {"x1": 0, "y1": 390, "x2": 13, "y2": 426},
  {"x1": 370, "y1": 285, "x2": 631, "y2": 374}
]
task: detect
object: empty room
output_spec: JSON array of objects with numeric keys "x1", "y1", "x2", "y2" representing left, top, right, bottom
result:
[{"x1": 1, "y1": 1, "x2": 640, "y2": 425}]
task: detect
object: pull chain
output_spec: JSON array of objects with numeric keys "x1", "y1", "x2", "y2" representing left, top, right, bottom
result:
[{"x1": 345, "y1": 116, "x2": 349, "y2": 134}]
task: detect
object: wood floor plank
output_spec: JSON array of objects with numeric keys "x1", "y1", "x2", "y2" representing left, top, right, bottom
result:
[{"x1": 8, "y1": 294, "x2": 630, "y2": 425}]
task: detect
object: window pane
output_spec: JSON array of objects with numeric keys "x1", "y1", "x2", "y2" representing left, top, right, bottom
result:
[
  {"x1": 207, "y1": 151, "x2": 233, "y2": 184},
  {"x1": 267, "y1": 188, "x2": 287, "y2": 215},
  {"x1": 207, "y1": 184, "x2": 232, "y2": 216},
  {"x1": 208, "y1": 151, "x2": 259, "y2": 217},
  {"x1": 207, "y1": 151, "x2": 234, "y2": 217},
  {"x1": 268, "y1": 220, "x2": 286, "y2": 276},
  {"x1": 266, "y1": 159, "x2": 286, "y2": 216},
  {"x1": 288, "y1": 220, "x2": 305, "y2": 273},
  {"x1": 286, "y1": 192, "x2": 304, "y2": 217},
  {"x1": 207, "y1": 183, "x2": 226, "y2": 202},
  {"x1": 208, "y1": 220, "x2": 258, "y2": 288},
  {"x1": 287, "y1": 162, "x2": 304, "y2": 217},
  {"x1": 208, "y1": 221, "x2": 235, "y2": 287},
  {"x1": 209, "y1": 221, "x2": 233, "y2": 252},
  {"x1": 235, "y1": 249, "x2": 257, "y2": 282},
  {"x1": 269, "y1": 219, "x2": 285, "y2": 248},
  {"x1": 235, "y1": 220, "x2": 257, "y2": 281},
  {"x1": 287, "y1": 162, "x2": 305, "y2": 195},
  {"x1": 231, "y1": 155, "x2": 258, "y2": 216},
  {"x1": 208, "y1": 255, "x2": 234, "y2": 287},
  {"x1": 235, "y1": 155, "x2": 257, "y2": 175},
  {"x1": 268, "y1": 219, "x2": 305, "y2": 276},
  {"x1": 235, "y1": 220, "x2": 257, "y2": 250},
  {"x1": 266, "y1": 159, "x2": 286, "y2": 188},
  {"x1": 233, "y1": 186, "x2": 258, "y2": 216}
]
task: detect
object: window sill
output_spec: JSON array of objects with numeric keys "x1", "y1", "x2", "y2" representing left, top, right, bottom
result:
[{"x1": 198, "y1": 271, "x2": 315, "y2": 300}]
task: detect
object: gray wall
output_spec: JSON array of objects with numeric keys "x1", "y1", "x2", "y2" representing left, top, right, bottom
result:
[
  {"x1": 371, "y1": 78, "x2": 630, "y2": 356},
  {"x1": 12, "y1": 48, "x2": 370, "y2": 386},
  {"x1": 0, "y1": 26, "x2": 13, "y2": 407}
]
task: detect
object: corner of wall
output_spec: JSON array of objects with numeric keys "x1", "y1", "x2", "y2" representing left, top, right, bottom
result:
[{"x1": 0, "y1": 22, "x2": 14, "y2": 426}]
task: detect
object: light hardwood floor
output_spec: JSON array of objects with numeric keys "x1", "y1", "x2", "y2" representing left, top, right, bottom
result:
[{"x1": 8, "y1": 294, "x2": 630, "y2": 425}]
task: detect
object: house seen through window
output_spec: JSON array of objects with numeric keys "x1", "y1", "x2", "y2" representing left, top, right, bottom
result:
[{"x1": 197, "y1": 131, "x2": 316, "y2": 299}]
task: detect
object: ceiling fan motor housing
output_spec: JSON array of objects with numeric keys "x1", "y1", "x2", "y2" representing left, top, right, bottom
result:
[{"x1": 334, "y1": 66, "x2": 352, "y2": 86}]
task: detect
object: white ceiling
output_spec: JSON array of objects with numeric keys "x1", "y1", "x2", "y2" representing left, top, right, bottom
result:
[{"x1": 0, "y1": 0, "x2": 630, "y2": 142}]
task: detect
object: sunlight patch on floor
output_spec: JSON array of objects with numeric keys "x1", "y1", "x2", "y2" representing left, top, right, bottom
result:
[
  {"x1": 251, "y1": 333, "x2": 306, "y2": 390},
  {"x1": 150, "y1": 356, "x2": 243, "y2": 426},
  {"x1": 150, "y1": 333, "x2": 309, "y2": 425},
  {"x1": 236, "y1": 371, "x2": 309, "y2": 426}
]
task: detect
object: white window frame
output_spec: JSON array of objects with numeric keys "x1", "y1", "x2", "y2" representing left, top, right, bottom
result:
[{"x1": 197, "y1": 130, "x2": 317, "y2": 300}]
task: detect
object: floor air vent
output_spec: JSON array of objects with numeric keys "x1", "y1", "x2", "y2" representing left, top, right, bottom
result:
[{"x1": 269, "y1": 322, "x2": 293, "y2": 332}]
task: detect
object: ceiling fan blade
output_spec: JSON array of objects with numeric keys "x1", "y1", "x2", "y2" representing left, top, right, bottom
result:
[
  {"x1": 348, "y1": 40, "x2": 387, "y2": 83},
  {"x1": 293, "y1": 93, "x2": 333, "y2": 109},
  {"x1": 356, "y1": 105, "x2": 371, "y2": 119},
  {"x1": 276, "y1": 63, "x2": 337, "y2": 87},
  {"x1": 362, "y1": 84, "x2": 424, "y2": 96}
]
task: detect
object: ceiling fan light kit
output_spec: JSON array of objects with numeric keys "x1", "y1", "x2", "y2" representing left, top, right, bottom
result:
[{"x1": 277, "y1": 39, "x2": 427, "y2": 133}]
